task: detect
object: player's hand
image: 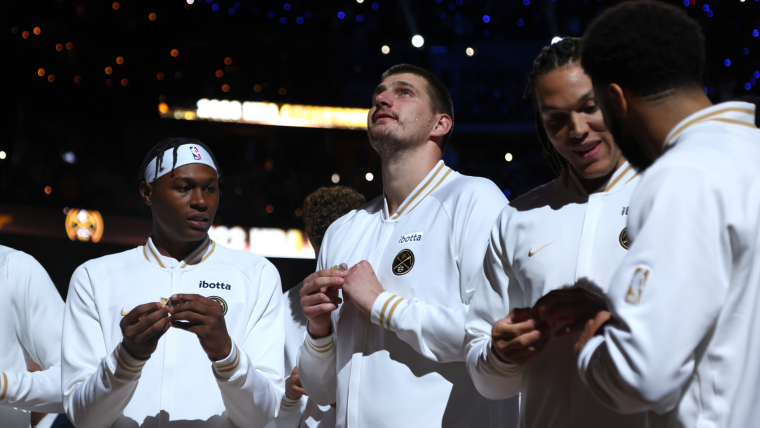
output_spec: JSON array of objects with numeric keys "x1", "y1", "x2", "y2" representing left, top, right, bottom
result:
[
  {"x1": 491, "y1": 308, "x2": 551, "y2": 365},
  {"x1": 168, "y1": 294, "x2": 232, "y2": 361},
  {"x1": 300, "y1": 267, "x2": 345, "y2": 338},
  {"x1": 343, "y1": 261, "x2": 384, "y2": 316},
  {"x1": 120, "y1": 302, "x2": 171, "y2": 360},
  {"x1": 574, "y1": 310, "x2": 613, "y2": 353},
  {"x1": 533, "y1": 288, "x2": 608, "y2": 338},
  {"x1": 285, "y1": 366, "x2": 307, "y2": 400}
]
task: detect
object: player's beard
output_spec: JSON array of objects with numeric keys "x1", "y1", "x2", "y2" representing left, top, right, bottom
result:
[
  {"x1": 608, "y1": 114, "x2": 654, "y2": 172},
  {"x1": 368, "y1": 117, "x2": 429, "y2": 162}
]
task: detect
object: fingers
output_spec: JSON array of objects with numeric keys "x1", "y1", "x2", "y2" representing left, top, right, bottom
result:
[
  {"x1": 302, "y1": 302, "x2": 339, "y2": 319},
  {"x1": 555, "y1": 320, "x2": 588, "y2": 338},
  {"x1": 301, "y1": 292, "x2": 342, "y2": 309},
  {"x1": 133, "y1": 315, "x2": 170, "y2": 343},
  {"x1": 301, "y1": 269, "x2": 346, "y2": 296},
  {"x1": 292, "y1": 385, "x2": 307, "y2": 396},
  {"x1": 492, "y1": 318, "x2": 538, "y2": 340},
  {"x1": 171, "y1": 294, "x2": 214, "y2": 309},
  {"x1": 542, "y1": 302, "x2": 594, "y2": 328},
  {"x1": 170, "y1": 310, "x2": 206, "y2": 327},
  {"x1": 122, "y1": 302, "x2": 163, "y2": 325},
  {"x1": 508, "y1": 307, "x2": 535, "y2": 324}
]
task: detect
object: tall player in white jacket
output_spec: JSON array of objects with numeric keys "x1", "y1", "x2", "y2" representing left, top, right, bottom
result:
[
  {"x1": 62, "y1": 139, "x2": 285, "y2": 428},
  {"x1": 0, "y1": 246, "x2": 65, "y2": 427},
  {"x1": 563, "y1": 3, "x2": 760, "y2": 427},
  {"x1": 464, "y1": 38, "x2": 644, "y2": 428},
  {"x1": 298, "y1": 64, "x2": 515, "y2": 428}
]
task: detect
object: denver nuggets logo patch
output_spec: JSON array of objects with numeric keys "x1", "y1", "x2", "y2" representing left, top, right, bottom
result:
[
  {"x1": 619, "y1": 228, "x2": 629, "y2": 249},
  {"x1": 392, "y1": 249, "x2": 415, "y2": 276},
  {"x1": 208, "y1": 296, "x2": 228, "y2": 316}
]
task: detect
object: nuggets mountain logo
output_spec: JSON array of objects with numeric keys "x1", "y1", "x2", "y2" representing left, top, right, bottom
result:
[
  {"x1": 392, "y1": 249, "x2": 415, "y2": 276},
  {"x1": 619, "y1": 228, "x2": 629, "y2": 249},
  {"x1": 190, "y1": 146, "x2": 202, "y2": 160},
  {"x1": 208, "y1": 296, "x2": 228, "y2": 316}
]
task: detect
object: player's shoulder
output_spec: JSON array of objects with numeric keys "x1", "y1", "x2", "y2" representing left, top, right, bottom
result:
[
  {"x1": 431, "y1": 172, "x2": 506, "y2": 208},
  {"x1": 0, "y1": 245, "x2": 42, "y2": 275},
  {"x1": 211, "y1": 243, "x2": 279, "y2": 277},
  {"x1": 508, "y1": 175, "x2": 566, "y2": 211},
  {"x1": 75, "y1": 247, "x2": 143, "y2": 278},
  {"x1": 323, "y1": 195, "x2": 384, "y2": 239}
]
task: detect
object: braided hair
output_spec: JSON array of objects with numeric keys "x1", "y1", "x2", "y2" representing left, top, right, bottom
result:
[
  {"x1": 138, "y1": 137, "x2": 221, "y2": 183},
  {"x1": 523, "y1": 37, "x2": 582, "y2": 176}
]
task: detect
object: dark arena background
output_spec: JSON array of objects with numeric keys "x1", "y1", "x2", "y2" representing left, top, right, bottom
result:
[{"x1": 1, "y1": 0, "x2": 758, "y2": 297}]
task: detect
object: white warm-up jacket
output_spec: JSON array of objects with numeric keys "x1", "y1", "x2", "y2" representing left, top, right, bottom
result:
[
  {"x1": 62, "y1": 236, "x2": 285, "y2": 428},
  {"x1": 0, "y1": 245, "x2": 65, "y2": 428},
  {"x1": 465, "y1": 162, "x2": 645, "y2": 428},
  {"x1": 578, "y1": 102, "x2": 760, "y2": 428},
  {"x1": 298, "y1": 161, "x2": 518, "y2": 428}
]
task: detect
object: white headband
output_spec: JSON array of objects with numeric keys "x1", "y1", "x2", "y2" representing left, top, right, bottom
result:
[{"x1": 144, "y1": 144, "x2": 218, "y2": 183}]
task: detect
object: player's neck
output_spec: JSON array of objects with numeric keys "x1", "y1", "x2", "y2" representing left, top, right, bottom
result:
[
  {"x1": 574, "y1": 156, "x2": 627, "y2": 194},
  {"x1": 150, "y1": 228, "x2": 207, "y2": 261},
  {"x1": 381, "y1": 142, "x2": 441, "y2": 216},
  {"x1": 633, "y1": 88, "x2": 713, "y2": 158}
]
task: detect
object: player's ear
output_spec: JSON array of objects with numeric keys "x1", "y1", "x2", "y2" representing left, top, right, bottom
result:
[
  {"x1": 139, "y1": 181, "x2": 155, "y2": 207},
  {"x1": 606, "y1": 83, "x2": 628, "y2": 119},
  {"x1": 430, "y1": 113, "x2": 452, "y2": 138}
]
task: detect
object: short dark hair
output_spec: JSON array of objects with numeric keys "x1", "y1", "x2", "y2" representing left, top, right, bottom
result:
[
  {"x1": 523, "y1": 37, "x2": 581, "y2": 176},
  {"x1": 381, "y1": 64, "x2": 455, "y2": 153},
  {"x1": 302, "y1": 186, "x2": 365, "y2": 247},
  {"x1": 581, "y1": 1, "x2": 705, "y2": 98},
  {"x1": 138, "y1": 137, "x2": 221, "y2": 183}
]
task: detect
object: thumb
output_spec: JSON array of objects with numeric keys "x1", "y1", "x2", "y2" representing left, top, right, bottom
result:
[{"x1": 509, "y1": 307, "x2": 534, "y2": 324}]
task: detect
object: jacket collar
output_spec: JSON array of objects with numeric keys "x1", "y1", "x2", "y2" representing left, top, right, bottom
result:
[
  {"x1": 663, "y1": 101, "x2": 757, "y2": 149},
  {"x1": 383, "y1": 160, "x2": 455, "y2": 221},
  {"x1": 142, "y1": 235, "x2": 216, "y2": 269},
  {"x1": 565, "y1": 160, "x2": 639, "y2": 196}
]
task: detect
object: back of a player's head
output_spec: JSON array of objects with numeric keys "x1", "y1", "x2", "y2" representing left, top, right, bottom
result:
[
  {"x1": 523, "y1": 37, "x2": 581, "y2": 175},
  {"x1": 302, "y1": 186, "x2": 365, "y2": 247},
  {"x1": 380, "y1": 64, "x2": 455, "y2": 152},
  {"x1": 581, "y1": 1, "x2": 705, "y2": 98}
]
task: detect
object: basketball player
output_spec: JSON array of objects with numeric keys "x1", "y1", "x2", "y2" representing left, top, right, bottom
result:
[
  {"x1": 463, "y1": 37, "x2": 644, "y2": 428},
  {"x1": 61, "y1": 138, "x2": 285, "y2": 428},
  {"x1": 564, "y1": 3, "x2": 760, "y2": 427},
  {"x1": 271, "y1": 186, "x2": 364, "y2": 428},
  {"x1": 0, "y1": 247, "x2": 65, "y2": 427},
  {"x1": 298, "y1": 64, "x2": 516, "y2": 427}
]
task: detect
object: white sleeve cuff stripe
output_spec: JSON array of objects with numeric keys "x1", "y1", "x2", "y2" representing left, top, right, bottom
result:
[
  {"x1": 378, "y1": 294, "x2": 398, "y2": 328},
  {"x1": 385, "y1": 297, "x2": 406, "y2": 329},
  {"x1": 114, "y1": 344, "x2": 146, "y2": 375},
  {"x1": 0, "y1": 372, "x2": 7, "y2": 401},
  {"x1": 281, "y1": 397, "x2": 300, "y2": 407},
  {"x1": 307, "y1": 338, "x2": 334, "y2": 353},
  {"x1": 487, "y1": 342, "x2": 521, "y2": 375},
  {"x1": 214, "y1": 346, "x2": 240, "y2": 373}
]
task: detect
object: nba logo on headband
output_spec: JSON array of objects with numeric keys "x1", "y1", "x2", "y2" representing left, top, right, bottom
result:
[{"x1": 190, "y1": 146, "x2": 202, "y2": 161}]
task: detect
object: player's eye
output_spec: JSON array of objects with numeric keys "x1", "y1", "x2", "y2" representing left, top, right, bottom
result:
[
  {"x1": 585, "y1": 104, "x2": 599, "y2": 114},
  {"x1": 178, "y1": 186, "x2": 190, "y2": 193},
  {"x1": 547, "y1": 115, "x2": 565, "y2": 124},
  {"x1": 206, "y1": 186, "x2": 216, "y2": 193},
  {"x1": 400, "y1": 90, "x2": 412, "y2": 97}
]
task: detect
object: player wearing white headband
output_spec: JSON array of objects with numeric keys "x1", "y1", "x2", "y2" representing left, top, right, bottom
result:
[{"x1": 62, "y1": 138, "x2": 286, "y2": 428}]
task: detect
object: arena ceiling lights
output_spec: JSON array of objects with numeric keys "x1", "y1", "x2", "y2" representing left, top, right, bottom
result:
[{"x1": 159, "y1": 99, "x2": 369, "y2": 130}]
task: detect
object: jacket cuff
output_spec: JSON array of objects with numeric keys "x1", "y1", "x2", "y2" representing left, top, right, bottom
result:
[
  {"x1": 279, "y1": 394, "x2": 302, "y2": 412},
  {"x1": 486, "y1": 340, "x2": 522, "y2": 377},
  {"x1": 370, "y1": 292, "x2": 408, "y2": 331},
  {"x1": 303, "y1": 330, "x2": 335, "y2": 359},
  {"x1": 0, "y1": 371, "x2": 14, "y2": 404},
  {"x1": 577, "y1": 335, "x2": 606, "y2": 385},
  {"x1": 111, "y1": 343, "x2": 146, "y2": 380},
  {"x1": 213, "y1": 342, "x2": 246, "y2": 380}
]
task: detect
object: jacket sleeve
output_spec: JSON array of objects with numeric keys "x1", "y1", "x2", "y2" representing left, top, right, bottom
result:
[
  {"x1": 297, "y1": 238, "x2": 338, "y2": 407},
  {"x1": 369, "y1": 181, "x2": 508, "y2": 363},
  {"x1": 1, "y1": 252, "x2": 65, "y2": 413},
  {"x1": 578, "y1": 164, "x2": 731, "y2": 414},
  {"x1": 464, "y1": 211, "x2": 526, "y2": 399},
  {"x1": 213, "y1": 262, "x2": 286, "y2": 428},
  {"x1": 62, "y1": 265, "x2": 145, "y2": 428}
]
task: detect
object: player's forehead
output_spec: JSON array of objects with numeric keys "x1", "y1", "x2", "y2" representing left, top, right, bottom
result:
[
  {"x1": 375, "y1": 73, "x2": 430, "y2": 97},
  {"x1": 536, "y1": 65, "x2": 593, "y2": 111},
  {"x1": 154, "y1": 163, "x2": 217, "y2": 185}
]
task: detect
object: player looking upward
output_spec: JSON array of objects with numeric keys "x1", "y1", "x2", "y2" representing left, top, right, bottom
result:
[{"x1": 297, "y1": 64, "x2": 516, "y2": 428}]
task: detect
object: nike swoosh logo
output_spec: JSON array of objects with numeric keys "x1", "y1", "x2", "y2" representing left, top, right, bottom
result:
[
  {"x1": 120, "y1": 309, "x2": 130, "y2": 316},
  {"x1": 528, "y1": 242, "x2": 554, "y2": 257}
]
